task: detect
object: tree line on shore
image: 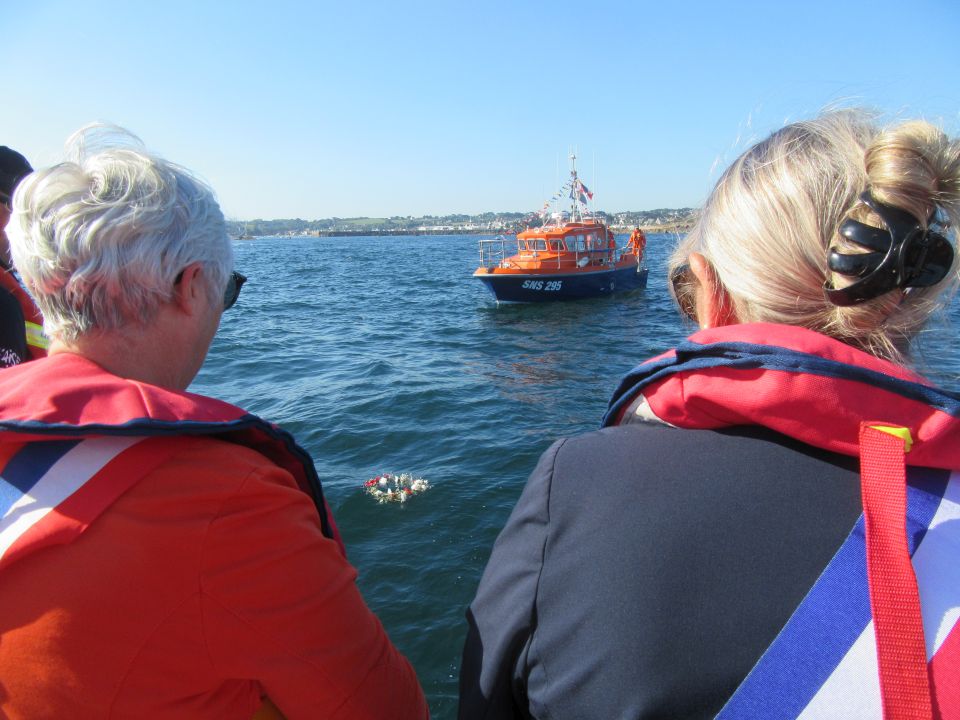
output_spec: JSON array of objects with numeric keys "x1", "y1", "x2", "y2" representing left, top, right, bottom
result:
[{"x1": 227, "y1": 207, "x2": 698, "y2": 238}]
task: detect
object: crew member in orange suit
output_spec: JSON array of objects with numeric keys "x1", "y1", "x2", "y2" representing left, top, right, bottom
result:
[{"x1": 628, "y1": 226, "x2": 647, "y2": 259}]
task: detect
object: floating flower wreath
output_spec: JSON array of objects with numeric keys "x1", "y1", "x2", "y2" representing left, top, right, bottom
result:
[{"x1": 363, "y1": 473, "x2": 430, "y2": 504}]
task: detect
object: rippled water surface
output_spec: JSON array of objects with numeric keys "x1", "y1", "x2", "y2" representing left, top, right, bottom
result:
[{"x1": 192, "y1": 233, "x2": 960, "y2": 718}]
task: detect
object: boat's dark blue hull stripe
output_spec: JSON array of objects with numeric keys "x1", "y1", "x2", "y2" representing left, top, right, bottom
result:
[{"x1": 476, "y1": 266, "x2": 648, "y2": 302}]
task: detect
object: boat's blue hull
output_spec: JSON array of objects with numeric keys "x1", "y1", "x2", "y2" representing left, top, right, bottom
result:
[{"x1": 475, "y1": 265, "x2": 648, "y2": 303}]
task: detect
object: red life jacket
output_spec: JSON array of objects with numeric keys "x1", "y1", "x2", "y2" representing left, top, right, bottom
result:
[
  {"x1": 0, "y1": 353, "x2": 343, "y2": 571},
  {"x1": 0, "y1": 267, "x2": 46, "y2": 360},
  {"x1": 603, "y1": 323, "x2": 960, "y2": 719}
]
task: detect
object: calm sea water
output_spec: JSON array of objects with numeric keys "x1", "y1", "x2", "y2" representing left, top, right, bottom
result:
[{"x1": 192, "y1": 233, "x2": 960, "y2": 719}]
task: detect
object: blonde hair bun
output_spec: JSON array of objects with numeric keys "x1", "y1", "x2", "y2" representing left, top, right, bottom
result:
[{"x1": 669, "y1": 110, "x2": 960, "y2": 363}]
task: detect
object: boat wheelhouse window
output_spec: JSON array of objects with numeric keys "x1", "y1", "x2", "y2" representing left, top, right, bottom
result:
[
  {"x1": 535, "y1": 239, "x2": 547, "y2": 251},
  {"x1": 549, "y1": 239, "x2": 562, "y2": 251},
  {"x1": 567, "y1": 235, "x2": 586, "y2": 252}
]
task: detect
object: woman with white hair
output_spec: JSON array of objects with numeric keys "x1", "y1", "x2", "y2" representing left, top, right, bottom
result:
[
  {"x1": 0, "y1": 127, "x2": 428, "y2": 719},
  {"x1": 461, "y1": 111, "x2": 960, "y2": 719}
]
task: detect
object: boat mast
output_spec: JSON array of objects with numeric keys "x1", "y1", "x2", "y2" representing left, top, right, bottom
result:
[{"x1": 570, "y1": 152, "x2": 581, "y2": 223}]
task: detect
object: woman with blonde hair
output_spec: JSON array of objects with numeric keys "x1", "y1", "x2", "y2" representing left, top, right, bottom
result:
[{"x1": 461, "y1": 110, "x2": 960, "y2": 719}]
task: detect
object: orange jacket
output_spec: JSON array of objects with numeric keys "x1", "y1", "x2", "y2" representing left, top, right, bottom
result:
[
  {"x1": 628, "y1": 230, "x2": 646, "y2": 258},
  {"x1": 0, "y1": 354, "x2": 428, "y2": 719}
]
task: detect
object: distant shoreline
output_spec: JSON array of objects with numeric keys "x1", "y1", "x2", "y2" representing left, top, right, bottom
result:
[
  {"x1": 237, "y1": 222, "x2": 693, "y2": 240},
  {"x1": 227, "y1": 208, "x2": 698, "y2": 240}
]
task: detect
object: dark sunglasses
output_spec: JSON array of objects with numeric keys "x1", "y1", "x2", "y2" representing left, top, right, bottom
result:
[
  {"x1": 669, "y1": 263, "x2": 697, "y2": 322},
  {"x1": 223, "y1": 271, "x2": 247, "y2": 310},
  {"x1": 174, "y1": 269, "x2": 247, "y2": 310}
]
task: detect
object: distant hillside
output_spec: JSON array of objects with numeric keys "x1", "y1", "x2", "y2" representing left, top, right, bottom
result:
[{"x1": 227, "y1": 208, "x2": 698, "y2": 238}]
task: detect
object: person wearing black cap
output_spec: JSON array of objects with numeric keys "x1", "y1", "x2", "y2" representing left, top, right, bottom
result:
[{"x1": 0, "y1": 145, "x2": 47, "y2": 366}]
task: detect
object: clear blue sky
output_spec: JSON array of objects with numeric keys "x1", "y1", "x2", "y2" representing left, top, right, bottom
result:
[{"x1": 5, "y1": 0, "x2": 959, "y2": 220}]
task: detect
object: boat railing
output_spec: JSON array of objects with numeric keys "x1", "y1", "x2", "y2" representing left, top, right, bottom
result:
[
  {"x1": 479, "y1": 236, "x2": 621, "y2": 271},
  {"x1": 531, "y1": 246, "x2": 613, "y2": 269},
  {"x1": 478, "y1": 237, "x2": 508, "y2": 269},
  {"x1": 575, "y1": 247, "x2": 617, "y2": 267}
]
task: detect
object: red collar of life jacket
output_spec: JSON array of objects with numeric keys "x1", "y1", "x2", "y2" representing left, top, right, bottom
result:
[
  {"x1": 0, "y1": 353, "x2": 342, "y2": 553},
  {"x1": 604, "y1": 323, "x2": 960, "y2": 719}
]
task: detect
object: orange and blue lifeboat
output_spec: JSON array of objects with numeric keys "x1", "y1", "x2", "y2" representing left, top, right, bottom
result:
[{"x1": 473, "y1": 222, "x2": 647, "y2": 302}]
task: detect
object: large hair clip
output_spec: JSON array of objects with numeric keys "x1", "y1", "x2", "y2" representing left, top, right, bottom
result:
[{"x1": 824, "y1": 191, "x2": 954, "y2": 306}]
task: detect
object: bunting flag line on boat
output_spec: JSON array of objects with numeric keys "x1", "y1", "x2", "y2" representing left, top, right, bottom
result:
[{"x1": 530, "y1": 176, "x2": 593, "y2": 227}]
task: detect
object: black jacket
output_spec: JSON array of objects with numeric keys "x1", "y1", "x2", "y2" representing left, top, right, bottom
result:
[
  {"x1": 460, "y1": 423, "x2": 864, "y2": 719},
  {"x1": 0, "y1": 284, "x2": 28, "y2": 367}
]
